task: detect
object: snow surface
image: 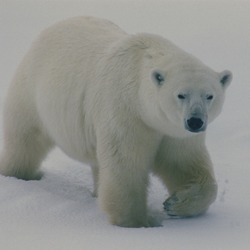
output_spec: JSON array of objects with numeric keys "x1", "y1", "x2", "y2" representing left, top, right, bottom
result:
[{"x1": 1, "y1": 0, "x2": 250, "y2": 249}]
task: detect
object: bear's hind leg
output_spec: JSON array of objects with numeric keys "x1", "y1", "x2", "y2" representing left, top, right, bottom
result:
[
  {"x1": 0, "y1": 127, "x2": 53, "y2": 180},
  {"x1": 91, "y1": 163, "x2": 99, "y2": 197}
]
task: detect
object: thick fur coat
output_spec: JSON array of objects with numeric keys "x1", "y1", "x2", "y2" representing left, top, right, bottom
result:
[{"x1": 0, "y1": 17, "x2": 232, "y2": 227}]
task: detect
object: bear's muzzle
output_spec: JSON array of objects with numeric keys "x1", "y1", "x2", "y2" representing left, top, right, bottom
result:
[{"x1": 185, "y1": 103, "x2": 207, "y2": 133}]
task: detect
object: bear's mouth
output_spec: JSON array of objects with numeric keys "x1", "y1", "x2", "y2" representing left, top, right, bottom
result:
[{"x1": 185, "y1": 117, "x2": 207, "y2": 133}]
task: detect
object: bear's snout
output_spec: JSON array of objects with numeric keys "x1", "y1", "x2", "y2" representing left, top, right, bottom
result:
[
  {"x1": 186, "y1": 117, "x2": 206, "y2": 133},
  {"x1": 184, "y1": 103, "x2": 207, "y2": 133}
]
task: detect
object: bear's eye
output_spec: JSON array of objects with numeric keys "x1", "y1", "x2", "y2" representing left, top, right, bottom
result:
[
  {"x1": 206, "y1": 95, "x2": 214, "y2": 100},
  {"x1": 152, "y1": 71, "x2": 165, "y2": 86},
  {"x1": 177, "y1": 94, "x2": 186, "y2": 100}
]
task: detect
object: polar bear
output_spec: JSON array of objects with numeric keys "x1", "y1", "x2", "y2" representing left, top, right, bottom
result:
[{"x1": 0, "y1": 16, "x2": 232, "y2": 227}]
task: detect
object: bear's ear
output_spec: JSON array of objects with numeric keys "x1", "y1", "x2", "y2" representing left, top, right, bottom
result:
[
  {"x1": 218, "y1": 70, "x2": 232, "y2": 89},
  {"x1": 152, "y1": 71, "x2": 165, "y2": 86}
]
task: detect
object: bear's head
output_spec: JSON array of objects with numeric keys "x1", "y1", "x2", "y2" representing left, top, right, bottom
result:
[{"x1": 137, "y1": 35, "x2": 232, "y2": 138}]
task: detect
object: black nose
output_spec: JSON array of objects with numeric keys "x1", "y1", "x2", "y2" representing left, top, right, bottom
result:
[{"x1": 186, "y1": 117, "x2": 204, "y2": 132}]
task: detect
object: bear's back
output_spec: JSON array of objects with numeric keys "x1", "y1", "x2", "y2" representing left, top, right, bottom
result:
[
  {"x1": 34, "y1": 16, "x2": 127, "y2": 55},
  {"x1": 21, "y1": 17, "x2": 128, "y2": 162}
]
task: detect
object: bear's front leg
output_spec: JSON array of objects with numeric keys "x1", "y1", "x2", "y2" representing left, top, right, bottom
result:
[
  {"x1": 163, "y1": 179, "x2": 217, "y2": 218},
  {"x1": 154, "y1": 136, "x2": 218, "y2": 218},
  {"x1": 96, "y1": 130, "x2": 160, "y2": 227},
  {"x1": 98, "y1": 164, "x2": 149, "y2": 227}
]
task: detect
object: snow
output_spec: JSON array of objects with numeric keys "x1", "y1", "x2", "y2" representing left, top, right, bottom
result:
[{"x1": 1, "y1": 0, "x2": 250, "y2": 249}]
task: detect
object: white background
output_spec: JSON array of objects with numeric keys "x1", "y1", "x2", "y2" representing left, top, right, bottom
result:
[{"x1": 1, "y1": 1, "x2": 250, "y2": 249}]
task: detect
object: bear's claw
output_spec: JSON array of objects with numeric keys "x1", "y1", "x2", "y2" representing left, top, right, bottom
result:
[{"x1": 163, "y1": 195, "x2": 183, "y2": 218}]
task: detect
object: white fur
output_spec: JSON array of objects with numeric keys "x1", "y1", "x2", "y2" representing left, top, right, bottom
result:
[{"x1": 0, "y1": 17, "x2": 232, "y2": 227}]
